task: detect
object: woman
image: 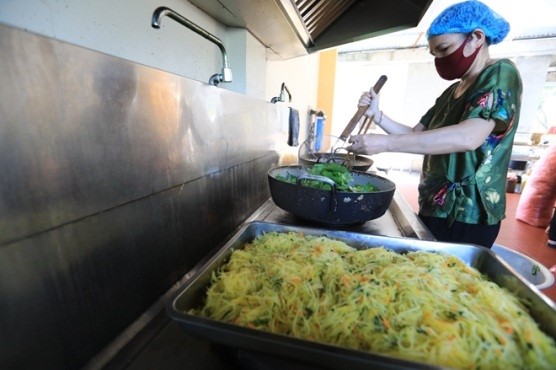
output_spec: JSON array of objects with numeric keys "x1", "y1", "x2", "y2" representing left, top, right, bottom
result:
[{"x1": 348, "y1": 1, "x2": 522, "y2": 248}]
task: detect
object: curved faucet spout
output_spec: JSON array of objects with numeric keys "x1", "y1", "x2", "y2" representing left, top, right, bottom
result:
[{"x1": 152, "y1": 6, "x2": 232, "y2": 86}]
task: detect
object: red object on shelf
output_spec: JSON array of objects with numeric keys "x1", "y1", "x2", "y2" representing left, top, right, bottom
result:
[{"x1": 516, "y1": 142, "x2": 556, "y2": 227}]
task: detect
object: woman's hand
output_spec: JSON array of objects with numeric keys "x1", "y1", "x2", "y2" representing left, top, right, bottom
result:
[
  {"x1": 359, "y1": 89, "x2": 380, "y2": 119},
  {"x1": 347, "y1": 133, "x2": 389, "y2": 155}
]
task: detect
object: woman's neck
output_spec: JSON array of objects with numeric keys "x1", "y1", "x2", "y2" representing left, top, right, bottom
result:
[{"x1": 455, "y1": 49, "x2": 493, "y2": 98}]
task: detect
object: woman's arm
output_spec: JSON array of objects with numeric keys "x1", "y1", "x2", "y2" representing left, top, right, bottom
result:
[
  {"x1": 359, "y1": 90, "x2": 424, "y2": 134},
  {"x1": 374, "y1": 111, "x2": 425, "y2": 134},
  {"x1": 348, "y1": 118, "x2": 495, "y2": 155}
]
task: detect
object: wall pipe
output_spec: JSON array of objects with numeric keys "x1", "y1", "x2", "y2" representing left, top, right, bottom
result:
[{"x1": 152, "y1": 6, "x2": 232, "y2": 86}]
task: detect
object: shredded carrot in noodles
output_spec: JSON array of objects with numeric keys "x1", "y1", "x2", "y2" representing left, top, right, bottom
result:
[{"x1": 191, "y1": 232, "x2": 556, "y2": 370}]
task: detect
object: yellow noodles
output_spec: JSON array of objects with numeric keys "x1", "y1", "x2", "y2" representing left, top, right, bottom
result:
[{"x1": 191, "y1": 232, "x2": 556, "y2": 370}]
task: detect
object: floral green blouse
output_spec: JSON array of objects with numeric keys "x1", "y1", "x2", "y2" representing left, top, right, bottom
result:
[{"x1": 418, "y1": 59, "x2": 522, "y2": 226}]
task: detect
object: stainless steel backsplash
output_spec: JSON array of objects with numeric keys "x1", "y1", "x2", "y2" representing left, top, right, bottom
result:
[{"x1": 0, "y1": 23, "x2": 288, "y2": 369}]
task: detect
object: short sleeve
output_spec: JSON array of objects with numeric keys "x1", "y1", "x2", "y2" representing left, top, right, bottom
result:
[{"x1": 461, "y1": 60, "x2": 522, "y2": 133}]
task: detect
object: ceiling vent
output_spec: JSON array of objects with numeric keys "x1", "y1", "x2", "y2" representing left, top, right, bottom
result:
[
  {"x1": 293, "y1": 0, "x2": 357, "y2": 42},
  {"x1": 187, "y1": 0, "x2": 432, "y2": 59}
]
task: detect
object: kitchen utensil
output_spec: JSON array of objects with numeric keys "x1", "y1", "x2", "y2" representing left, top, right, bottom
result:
[
  {"x1": 267, "y1": 165, "x2": 395, "y2": 225},
  {"x1": 338, "y1": 75, "x2": 387, "y2": 143},
  {"x1": 298, "y1": 134, "x2": 374, "y2": 171},
  {"x1": 298, "y1": 151, "x2": 374, "y2": 172}
]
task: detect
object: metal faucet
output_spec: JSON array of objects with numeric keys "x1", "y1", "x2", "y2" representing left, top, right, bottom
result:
[
  {"x1": 271, "y1": 83, "x2": 292, "y2": 103},
  {"x1": 152, "y1": 6, "x2": 232, "y2": 86}
]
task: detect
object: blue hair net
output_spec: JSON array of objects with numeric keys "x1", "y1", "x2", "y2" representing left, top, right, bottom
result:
[{"x1": 427, "y1": 1, "x2": 510, "y2": 44}]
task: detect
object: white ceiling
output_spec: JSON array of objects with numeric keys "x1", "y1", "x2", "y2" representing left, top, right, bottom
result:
[{"x1": 338, "y1": 0, "x2": 556, "y2": 53}]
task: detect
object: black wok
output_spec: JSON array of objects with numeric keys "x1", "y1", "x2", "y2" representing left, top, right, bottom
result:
[{"x1": 268, "y1": 166, "x2": 396, "y2": 225}]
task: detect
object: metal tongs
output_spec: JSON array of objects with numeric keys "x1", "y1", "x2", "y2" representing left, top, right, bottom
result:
[
  {"x1": 302, "y1": 74, "x2": 387, "y2": 172},
  {"x1": 327, "y1": 147, "x2": 357, "y2": 171},
  {"x1": 299, "y1": 135, "x2": 358, "y2": 172},
  {"x1": 338, "y1": 75, "x2": 388, "y2": 143}
]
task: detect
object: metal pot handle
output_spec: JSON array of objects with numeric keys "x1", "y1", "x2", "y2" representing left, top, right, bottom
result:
[{"x1": 295, "y1": 174, "x2": 338, "y2": 211}]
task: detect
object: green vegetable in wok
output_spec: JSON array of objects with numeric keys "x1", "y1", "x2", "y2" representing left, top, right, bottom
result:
[{"x1": 276, "y1": 163, "x2": 378, "y2": 193}]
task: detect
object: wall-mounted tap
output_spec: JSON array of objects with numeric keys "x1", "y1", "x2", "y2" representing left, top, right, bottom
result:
[
  {"x1": 152, "y1": 6, "x2": 232, "y2": 86},
  {"x1": 270, "y1": 83, "x2": 292, "y2": 103}
]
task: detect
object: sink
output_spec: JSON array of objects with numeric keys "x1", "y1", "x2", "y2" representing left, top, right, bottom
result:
[{"x1": 492, "y1": 244, "x2": 555, "y2": 289}]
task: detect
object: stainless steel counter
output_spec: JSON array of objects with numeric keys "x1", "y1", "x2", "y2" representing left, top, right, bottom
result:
[
  {"x1": 100, "y1": 191, "x2": 433, "y2": 370},
  {"x1": 246, "y1": 192, "x2": 434, "y2": 240}
]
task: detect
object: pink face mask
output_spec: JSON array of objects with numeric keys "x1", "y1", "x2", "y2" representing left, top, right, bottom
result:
[{"x1": 434, "y1": 37, "x2": 482, "y2": 80}]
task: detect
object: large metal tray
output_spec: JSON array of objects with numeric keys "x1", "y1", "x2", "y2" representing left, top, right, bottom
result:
[{"x1": 167, "y1": 221, "x2": 556, "y2": 370}]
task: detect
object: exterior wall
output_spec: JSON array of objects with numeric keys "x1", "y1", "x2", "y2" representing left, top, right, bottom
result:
[
  {"x1": 317, "y1": 48, "x2": 338, "y2": 135},
  {"x1": 265, "y1": 52, "x2": 321, "y2": 162}
]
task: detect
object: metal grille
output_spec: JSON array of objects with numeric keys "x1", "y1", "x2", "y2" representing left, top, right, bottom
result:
[{"x1": 294, "y1": 0, "x2": 357, "y2": 40}]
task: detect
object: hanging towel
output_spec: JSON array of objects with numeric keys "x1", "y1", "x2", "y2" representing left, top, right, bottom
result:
[{"x1": 288, "y1": 108, "x2": 300, "y2": 147}]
